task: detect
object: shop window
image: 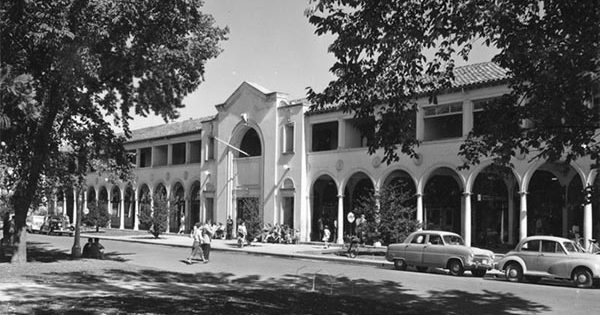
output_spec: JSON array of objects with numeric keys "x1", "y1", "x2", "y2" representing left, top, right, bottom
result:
[
  {"x1": 312, "y1": 121, "x2": 338, "y2": 152},
  {"x1": 423, "y1": 102, "x2": 462, "y2": 141}
]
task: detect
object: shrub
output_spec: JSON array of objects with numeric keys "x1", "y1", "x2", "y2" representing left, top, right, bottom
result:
[
  {"x1": 83, "y1": 203, "x2": 110, "y2": 232},
  {"x1": 138, "y1": 193, "x2": 171, "y2": 239},
  {"x1": 237, "y1": 198, "x2": 263, "y2": 244}
]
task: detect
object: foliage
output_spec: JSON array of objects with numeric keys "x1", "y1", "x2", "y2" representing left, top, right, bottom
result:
[
  {"x1": 353, "y1": 184, "x2": 421, "y2": 245},
  {"x1": 306, "y1": 1, "x2": 600, "y2": 168},
  {"x1": 83, "y1": 202, "x2": 110, "y2": 232},
  {"x1": 0, "y1": 0, "x2": 227, "y2": 262},
  {"x1": 238, "y1": 198, "x2": 263, "y2": 244},
  {"x1": 138, "y1": 193, "x2": 172, "y2": 239}
]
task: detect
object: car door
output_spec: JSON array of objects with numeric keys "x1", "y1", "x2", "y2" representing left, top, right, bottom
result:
[
  {"x1": 403, "y1": 233, "x2": 426, "y2": 265},
  {"x1": 536, "y1": 240, "x2": 568, "y2": 275},
  {"x1": 518, "y1": 240, "x2": 541, "y2": 272},
  {"x1": 422, "y1": 233, "x2": 446, "y2": 267}
]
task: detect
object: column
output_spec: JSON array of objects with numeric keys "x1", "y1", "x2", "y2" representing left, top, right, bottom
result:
[
  {"x1": 83, "y1": 190, "x2": 88, "y2": 214},
  {"x1": 72, "y1": 188, "x2": 77, "y2": 224},
  {"x1": 416, "y1": 193, "x2": 423, "y2": 229},
  {"x1": 133, "y1": 195, "x2": 139, "y2": 230},
  {"x1": 337, "y1": 119, "x2": 345, "y2": 150},
  {"x1": 337, "y1": 194, "x2": 344, "y2": 244},
  {"x1": 119, "y1": 187, "x2": 125, "y2": 229},
  {"x1": 519, "y1": 191, "x2": 528, "y2": 240},
  {"x1": 584, "y1": 203, "x2": 593, "y2": 249},
  {"x1": 463, "y1": 192, "x2": 472, "y2": 246}
]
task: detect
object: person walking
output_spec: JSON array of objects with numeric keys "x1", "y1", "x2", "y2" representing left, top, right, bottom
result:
[
  {"x1": 178, "y1": 214, "x2": 186, "y2": 234},
  {"x1": 185, "y1": 223, "x2": 205, "y2": 264},
  {"x1": 200, "y1": 220, "x2": 214, "y2": 262},
  {"x1": 237, "y1": 221, "x2": 248, "y2": 248},
  {"x1": 322, "y1": 225, "x2": 331, "y2": 248}
]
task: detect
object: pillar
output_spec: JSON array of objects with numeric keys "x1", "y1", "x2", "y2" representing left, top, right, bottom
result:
[
  {"x1": 463, "y1": 192, "x2": 472, "y2": 246},
  {"x1": 584, "y1": 203, "x2": 592, "y2": 249},
  {"x1": 119, "y1": 187, "x2": 125, "y2": 229},
  {"x1": 337, "y1": 194, "x2": 344, "y2": 244},
  {"x1": 519, "y1": 191, "x2": 528, "y2": 240},
  {"x1": 416, "y1": 193, "x2": 423, "y2": 230},
  {"x1": 134, "y1": 195, "x2": 139, "y2": 230},
  {"x1": 72, "y1": 188, "x2": 77, "y2": 224}
]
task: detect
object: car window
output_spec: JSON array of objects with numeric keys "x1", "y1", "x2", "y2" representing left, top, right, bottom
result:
[
  {"x1": 411, "y1": 234, "x2": 426, "y2": 244},
  {"x1": 428, "y1": 234, "x2": 443, "y2": 245},
  {"x1": 521, "y1": 240, "x2": 540, "y2": 252},
  {"x1": 563, "y1": 241, "x2": 583, "y2": 253},
  {"x1": 443, "y1": 235, "x2": 464, "y2": 245},
  {"x1": 541, "y1": 240, "x2": 560, "y2": 253}
]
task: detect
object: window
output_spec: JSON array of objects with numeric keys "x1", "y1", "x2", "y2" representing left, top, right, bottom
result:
[
  {"x1": 153, "y1": 145, "x2": 167, "y2": 166},
  {"x1": 239, "y1": 128, "x2": 261, "y2": 157},
  {"x1": 172, "y1": 143, "x2": 186, "y2": 165},
  {"x1": 423, "y1": 102, "x2": 463, "y2": 141},
  {"x1": 411, "y1": 234, "x2": 426, "y2": 244},
  {"x1": 283, "y1": 123, "x2": 294, "y2": 153},
  {"x1": 205, "y1": 137, "x2": 215, "y2": 161},
  {"x1": 312, "y1": 121, "x2": 338, "y2": 152},
  {"x1": 443, "y1": 235, "x2": 464, "y2": 245},
  {"x1": 473, "y1": 97, "x2": 500, "y2": 130},
  {"x1": 189, "y1": 141, "x2": 201, "y2": 163},
  {"x1": 139, "y1": 147, "x2": 152, "y2": 168},
  {"x1": 521, "y1": 240, "x2": 540, "y2": 252},
  {"x1": 428, "y1": 234, "x2": 443, "y2": 245}
]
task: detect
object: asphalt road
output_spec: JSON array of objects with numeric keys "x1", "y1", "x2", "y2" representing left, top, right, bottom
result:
[{"x1": 21, "y1": 233, "x2": 600, "y2": 314}]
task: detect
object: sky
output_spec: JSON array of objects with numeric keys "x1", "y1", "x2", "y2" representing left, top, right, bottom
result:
[{"x1": 127, "y1": 0, "x2": 498, "y2": 130}]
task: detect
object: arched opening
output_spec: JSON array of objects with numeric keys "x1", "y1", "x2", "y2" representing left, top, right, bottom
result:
[
  {"x1": 170, "y1": 182, "x2": 185, "y2": 233},
  {"x1": 424, "y1": 168, "x2": 462, "y2": 234},
  {"x1": 110, "y1": 186, "x2": 121, "y2": 228},
  {"x1": 383, "y1": 170, "x2": 417, "y2": 208},
  {"x1": 124, "y1": 185, "x2": 135, "y2": 229},
  {"x1": 190, "y1": 181, "x2": 201, "y2": 227},
  {"x1": 472, "y1": 166, "x2": 519, "y2": 247},
  {"x1": 343, "y1": 172, "x2": 374, "y2": 237},
  {"x1": 86, "y1": 187, "x2": 96, "y2": 208},
  {"x1": 138, "y1": 184, "x2": 151, "y2": 230},
  {"x1": 528, "y1": 163, "x2": 584, "y2": 237},
  {"x1": 311, "y1": 175, "x2": 338, "y2": 241},
  {"x1": 239, "y1": 128, "x2": 262, "y2": 157},
  {"x1": 98, "y1": 187, "x2": 109, "y2": 218}
]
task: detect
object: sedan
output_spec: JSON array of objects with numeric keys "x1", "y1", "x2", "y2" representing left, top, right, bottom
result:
[
  {"x1": 386, "y1": 230, "x2": 495, "y2": 277},
  {"x1": 496, "y1": 235, "x2": 600, "y2": 288}
]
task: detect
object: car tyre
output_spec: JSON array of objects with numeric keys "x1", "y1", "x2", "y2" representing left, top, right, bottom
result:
[
  {"x1": 471, "y1": 269, "x2": 486, "y2": 277},
  {"x1": 394, "y1": 259, "x2": 407, "y2": 271},
  {"x1": 525, "y1": 276, "x2": 541, "y2": 284},
  {"x1": 505, "y1": 263, "x2": 523, "y2": 282},
  {"x1": 416, "y1": 266, "x2": 428, "y2": 272},
  {"x1": 448, "y1": 259, "x2": 464, "y2": 276},
  {"x1": 573, "y1": 268, "x2": 593, "y2": 289}
]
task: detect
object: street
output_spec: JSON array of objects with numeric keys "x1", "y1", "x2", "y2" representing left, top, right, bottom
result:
[{"x1": 1, "y1": 233, "x2": 597, "y2": 314}]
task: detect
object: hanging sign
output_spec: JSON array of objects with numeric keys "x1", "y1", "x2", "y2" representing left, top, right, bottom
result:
[{"x1": 347, "y1": 212, "x2": 355, "y2": 223}]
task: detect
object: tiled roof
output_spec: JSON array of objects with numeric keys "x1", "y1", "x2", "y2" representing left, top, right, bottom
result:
[{"x1": 127, "y1": 116, "x2": 214, "y2": 143}]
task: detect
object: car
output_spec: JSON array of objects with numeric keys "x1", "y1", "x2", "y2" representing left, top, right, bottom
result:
[
  {"x1": 39, "y1": 215, "x2": 74, "y2": 236},
  {"x1": 385, "y1": 230, "x2": 495, "y2": 277},
  {"x1": 26, "y1": 215, "x2": 46, "y2": 233},
  {"x1": 496, "y1": 235, "x2": 600, "y2": 288}
]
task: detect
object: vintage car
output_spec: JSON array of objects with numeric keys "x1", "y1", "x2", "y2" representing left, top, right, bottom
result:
[
  {"x1": 386, "y1": 230, "x2": 495, "y2": 277},
  {"x1": 26, "y1": 215, "x2": 46, "y2": 233},
  {"x1": 39, "y1": 215, "x2": 74, "y2": 236},
  {"x1": 496, "y1": 235, "x2": 600, "y2": 288}
]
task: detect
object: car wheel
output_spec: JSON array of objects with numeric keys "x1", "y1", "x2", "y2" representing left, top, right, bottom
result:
[
  {"x1": 525, "y1": 276, "x2": 541, "y2": 284},
  {"x1": 471, "y1": 269, "x2": 486, "y2": 277},
  {"x1": 394, "y1": 259, "x2": 407, "y2": 271},
  {"x1": 416, "y1": 266, "x2": 428, "y2": 272},
  {"x1": 505, "y1": 263, "x2": 523, "y2": 282},
  {"x1": 573, "y1": 268, "x2": 593, "y2": 289},
  {"x1": 448, "y1": 259, "x2": 464, "y2": 276}
]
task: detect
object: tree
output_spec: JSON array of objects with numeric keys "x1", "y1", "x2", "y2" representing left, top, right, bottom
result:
[
  {"x1": 353, "y1": 184, "x2": 421, "y2": 245},
  {"x1": 138, "y1": 193, "x2": 171, "y2": 239},
  {"x1": 238, "y1": 198, "x2": 263, "y2": 245},
  {"x1": 0, "y1": 0, "x2": 227, "y2": 263},
  {"x1": 306, "y1": 1, "x2": 600, "y2": 168},
  {"x1": 83, "y1": 202, "x2": 110, "y2": 233}
]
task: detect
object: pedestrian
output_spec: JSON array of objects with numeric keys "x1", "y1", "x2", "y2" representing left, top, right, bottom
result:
[
  {"x1": 185, "y1": 222, "x2": 206, "y2": 264},
  {"x1": 82, "y1": 238, "x2": 93, "y2": 258},
  {"x1": 237, "y1": 221, "x2": 248, "y2": 248},
  {"x1": 322, "y1": 225, "x2": 331, "y2": 248},
  {"x1": 178, "y1": 213, "x2": 186, "y2": 234},
  {"x1": 317, "y1": 217, "x2": 324, "y2": 241},
  {"x1": 226, "y1": 216, "x2": 233, "y2": 240},
  {"x1": 200, "y1": 220, "x2": 214, "y2": 262}
]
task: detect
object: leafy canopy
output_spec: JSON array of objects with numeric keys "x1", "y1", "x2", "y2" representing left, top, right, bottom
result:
[{"x1": 306, "y1": 0, "x2": 600, "y2": 168}]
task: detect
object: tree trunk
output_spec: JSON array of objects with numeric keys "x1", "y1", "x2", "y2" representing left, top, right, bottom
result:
[{"x1": 10, "y1": 226, "x2": 27, "y2": 264}]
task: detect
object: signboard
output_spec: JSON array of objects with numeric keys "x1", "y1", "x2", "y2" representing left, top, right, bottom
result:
[{"x1": 347, "y1": 212, "x2": 355, "y2": 223}]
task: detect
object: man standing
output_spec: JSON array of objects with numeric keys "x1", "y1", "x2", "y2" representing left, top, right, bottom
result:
[
  {"x1": 200, "y1": 220, "x2": 214, "y2": 262},
  {"x1": 226, "y1": 216, "x2": 233, "y2": 240}
]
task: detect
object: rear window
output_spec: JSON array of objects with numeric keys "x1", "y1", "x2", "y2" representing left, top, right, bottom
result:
[
  {"x1": 521, "y1": 240, "x2": 540, "y2": 252},
  {"x1": 443, "y1": 235, "x2": 464, "y2": 245}
]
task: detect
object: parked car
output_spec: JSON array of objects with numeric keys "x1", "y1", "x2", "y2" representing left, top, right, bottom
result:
[
  {"x1": 39, "y1": 215, "x2": 74, "y2": 236},
  {"x1": 386, "y1": 230, "x2": 495, "y2": 277},
  {"x1": 496, "y1": 235, "x2": 600, "y2": 288},
  {"x1": 26, "y1": 215, "x2": 46, "y2": 233}
]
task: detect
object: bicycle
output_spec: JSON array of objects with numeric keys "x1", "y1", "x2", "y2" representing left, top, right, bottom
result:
[
  {"x1": 343, "y1": 236, "x2": 360, "y2": 258},
  {"x1": 574, "y1": 236, "x2": 600, "y2": 254}
]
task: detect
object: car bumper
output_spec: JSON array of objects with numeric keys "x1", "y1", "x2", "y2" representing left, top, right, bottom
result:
[{"x1": 465, "y1": 259, "x2": 494, "y2": 270}]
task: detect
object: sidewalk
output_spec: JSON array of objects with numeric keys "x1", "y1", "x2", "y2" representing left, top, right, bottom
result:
[{"x1": 81, "y1": 231, "x2": 392, "y2": 267}]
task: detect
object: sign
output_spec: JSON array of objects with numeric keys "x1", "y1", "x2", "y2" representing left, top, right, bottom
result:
[{"x1": 347, "y1": 212, "x2": 355, "y2": 223}]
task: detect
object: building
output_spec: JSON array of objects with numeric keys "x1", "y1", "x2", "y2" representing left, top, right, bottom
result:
[{"x1": 52, "y1": 62, "x2": 600, "y2": 247}]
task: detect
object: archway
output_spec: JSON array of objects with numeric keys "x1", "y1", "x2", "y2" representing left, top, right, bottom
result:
[
  {"x1": 311, "y1": 175, "x2": 338, "y2": 241},
  {"x1": 170, "y1": 182, "x2": 185, "y2": 233},
  {"x1": 383, "y1": 170, "x2": 417, "y2": 208},
  {"x1": 110, "y1": 186, "x2": 121, "y2": 228},
  {"x1": 423, "y1": 168, "x2": 462, "y2": 233},
  {"x1": 190, "y1": 181, "x2": 201, "y2": 227},
  {"x1": 343, "y1": 172, "x2": 374, "y2": 237},
  {"x1": 124, "y1": 185, "x2": 135, "y2": 229},
  {"x1": 138, "y1": 184, "x2": 151, "y2": 230},
  {"x1": 98, "y1": 187, "x2": 109, "y2": 220},
  {"x1": 86, "y1": 187, "x2": 96, "y2": 209},
  {"x1": 239, "y1": 128, "x2": 262, "y2": 157},
  {"x1": 472, "y1": 166, "x2": 518, "y2": 246}
]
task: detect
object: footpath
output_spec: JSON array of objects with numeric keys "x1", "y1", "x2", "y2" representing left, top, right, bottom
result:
[{"x1": 81, "y1": 230, "x2": 392, "y2": 268}]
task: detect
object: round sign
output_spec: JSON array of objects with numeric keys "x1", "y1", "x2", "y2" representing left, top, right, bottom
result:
[{"x1": 347, "y1": 212, "x2": 355, "y2": 223}]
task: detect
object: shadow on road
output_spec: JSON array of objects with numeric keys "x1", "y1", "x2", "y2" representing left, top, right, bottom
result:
[
  {"x1": 0, "y1": 241, "x2": 133, "y2": 263},
  {"x1": 2, "y1": 266, "x2": 551, "y2": 314}
]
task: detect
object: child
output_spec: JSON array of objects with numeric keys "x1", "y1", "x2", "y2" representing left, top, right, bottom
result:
[{"x1": 322, "y1": 225, "x2": 331, "y2": 248}]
